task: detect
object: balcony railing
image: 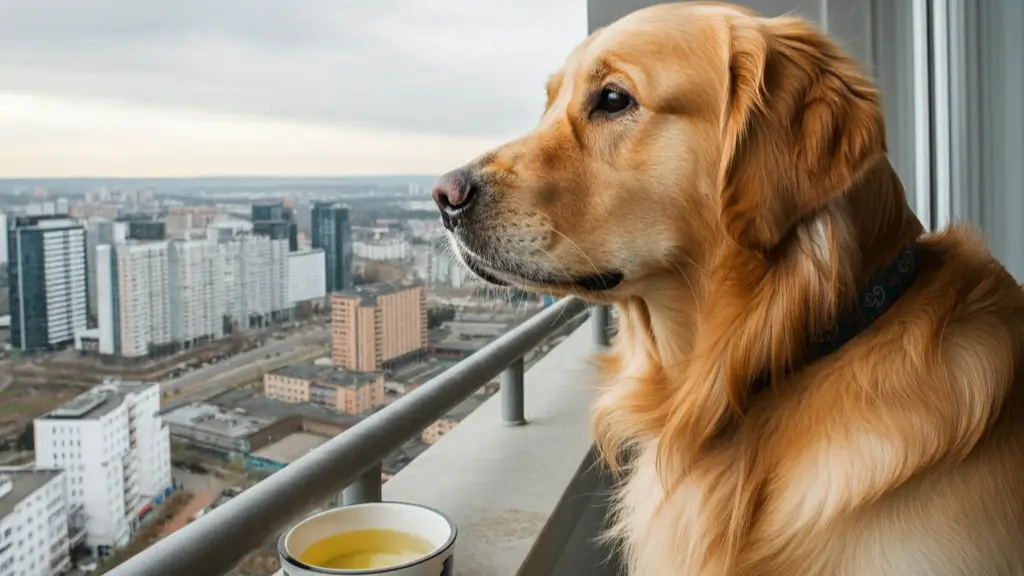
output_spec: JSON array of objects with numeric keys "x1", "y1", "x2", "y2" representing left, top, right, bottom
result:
[{"x1": 108, "y1": 297, "x2": 607, "y2": 576}]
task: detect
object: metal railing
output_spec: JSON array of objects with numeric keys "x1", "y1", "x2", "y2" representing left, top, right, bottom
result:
[{"x1": 109, "y1": 298, "x2": 610, "y2": 576}]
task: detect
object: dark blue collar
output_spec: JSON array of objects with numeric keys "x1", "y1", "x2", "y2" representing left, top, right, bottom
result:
[{"x1": 753, "y1": 241, "x2": 921, "y2": 394}]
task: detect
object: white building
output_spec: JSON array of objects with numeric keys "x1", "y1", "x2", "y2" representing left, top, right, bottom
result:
[
  {"x1": 34, "y1": 381, "x2": 172, "y2": 557},
  {"x1": 86, "y1": 219, "x2": 128, "y2": 317},
  {"x1": 23, "y1": 200, "x2": 68, "y2": 217},
  {"x1": 93, "y1": 232, "x2": 292, "y2": 357},
  {"x1": 96, "y1": 242, "x2": 173, "y2": 358},
  {"x1": 214, "y1": 232, "x2": 289, "y2": 328},
  {"x1": 0, "y1": 468, "x2": 82, "y2": 576},
  {"x1": 288, "y1": 249, "x2": 327, "y2": 306},
  {"x1": 168, "y1": 240, "x2": 224, "y2": 346},
  {"x1": 9, "y1": 216, "x2": 88, "y2": 351},
  {"x1": 353, "y1": 239, "x2": 410, "y2": 261}
]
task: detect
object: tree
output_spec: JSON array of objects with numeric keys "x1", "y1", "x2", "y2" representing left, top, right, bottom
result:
[
  {"x1": 294, "y1": 301, "x2": 314, "y2": 321},
  {"x1": 16, "y1": 423, "x2": 33, "y2": 451}
]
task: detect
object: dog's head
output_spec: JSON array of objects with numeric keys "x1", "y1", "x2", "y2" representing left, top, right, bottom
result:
[{"x1": 433, "y1": 2, "x2": 886, "y2": 302}]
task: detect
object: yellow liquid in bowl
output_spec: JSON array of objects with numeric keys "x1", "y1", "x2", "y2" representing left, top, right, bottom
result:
[{"x1": 298, "y1": 529, "x2": 436, "y2": 570}]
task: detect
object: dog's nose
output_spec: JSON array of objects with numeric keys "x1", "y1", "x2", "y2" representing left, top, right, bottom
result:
[{"x1": 432, "y1": 169, "x2": 477, "y2": 224}]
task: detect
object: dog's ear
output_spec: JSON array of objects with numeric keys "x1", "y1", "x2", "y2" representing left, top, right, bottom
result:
[{"x1": 718, "y1": 16, "x2": 886, "y2": 252}]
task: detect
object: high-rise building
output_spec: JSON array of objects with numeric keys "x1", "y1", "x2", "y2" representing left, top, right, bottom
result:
[
  {"x1": 331, "y1": 282, "x2": 427, "y2": 371},
  {"x1": 216, "y1": 233, "x2": 289, "y2": 328},
  {"x1": 312, "y1": 203, "x2": 353, "y2": 293},
  {"x1": 252, "y1": 202, "x2": 298, "y2": 252},
  {"x1": 94, "y1": 232, "x2": 291, "y2": 357},
  {"x1": 34, "y1": 381, "x2": 172, "y2": 557},
  {"x1": 287, "y1": 249, "x2": 327, "y2": 306},
  {"x1": 96, "y1": 242, "x2": 173, "y2": 358},
  {"x1": 86, "y1": 219, "x2": 128, "y2": 318},
  {"x1": 168, "y1": 240, "x2": 224, "y2": 346},
  {"x1": 8, "y1": 216, "x2": 88, "y2": 351},
  {"x1": 0, "y1": 468, "x2": 83, "y2": 576}
]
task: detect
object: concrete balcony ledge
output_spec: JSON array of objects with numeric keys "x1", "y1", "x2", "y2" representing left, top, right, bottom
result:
[{"x1": 383, "y1": 320, "x2": 617, "y2": 576}]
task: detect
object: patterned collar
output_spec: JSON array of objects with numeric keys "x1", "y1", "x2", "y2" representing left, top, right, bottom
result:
[{"x1": 752, "y1": 241, "x2": 922, "y2": 394}]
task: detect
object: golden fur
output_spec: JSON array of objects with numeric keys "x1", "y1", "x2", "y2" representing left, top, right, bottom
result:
[{"x1": 437, "y1": 3, "x2": 1024, "y2": 574}]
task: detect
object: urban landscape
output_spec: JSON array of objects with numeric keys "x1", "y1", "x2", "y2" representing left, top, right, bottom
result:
[{"x1": 0, "y1": 178, "x2": 579, "y2": 575}]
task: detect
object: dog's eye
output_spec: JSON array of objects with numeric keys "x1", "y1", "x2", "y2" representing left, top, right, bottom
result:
[{"x1": 594, "y1": 86, "x2": 634, "y2": 116}]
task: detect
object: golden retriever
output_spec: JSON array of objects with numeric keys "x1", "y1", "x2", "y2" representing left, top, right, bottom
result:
[{"x1": 432, "y1": 2, "x2": 1024, "y2": 574}]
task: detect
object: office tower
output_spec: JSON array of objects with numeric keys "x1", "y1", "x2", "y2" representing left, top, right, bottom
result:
[
  {"x1": 312, "y1": 203, "x2": 353, "y2": 292},
  {"x1": 252, "y1": 201, "x2": 298, "y2": 252},
  {"x1": 8, "y1": 216, "x2": 88, "y2": 351}
]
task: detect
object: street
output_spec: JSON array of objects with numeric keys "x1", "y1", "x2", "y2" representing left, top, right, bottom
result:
[{"x1": 160, "y1": 327, "x2": 329, "y2": 410}]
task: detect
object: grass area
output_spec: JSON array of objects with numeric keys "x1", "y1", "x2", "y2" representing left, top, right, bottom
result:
[{"x1": 0, "y1": 402, "x2": 38, "y2": 414}]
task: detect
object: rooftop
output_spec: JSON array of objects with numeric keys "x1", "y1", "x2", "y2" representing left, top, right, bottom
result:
[
  {"x1": 335, "y1": 281, "x2": 424, "y2": 305},
  {"x1": 442, "y1": 321, "x2": 515, "y2": 338},
  {"x1": 269, "y1": 364, "x2": 380, "y2": 389},
  {"x1": 11, "y1": 215, "x2": 79, "y2": 230},
  {"x1": 206, "y1": 389, "x2": 363, "y2": 429},
  {"x1": 163, "y1": 403, "x2": 277, "y2": 439},
  {"x1": 288, "y1": 248, "x2": 324, "y2": 257},
  {"x1": 250, "y1": 432, "x2": 330, "y2": 465},
  {"x1": 0, "y1": 468, "x2": 62, "y2": 519},
  {"x1": 391, "y1": 359, "x2": 458, "y2": 385},
  {"x1": 40, "y1": 381, "x2": 154, "y2": 421}
]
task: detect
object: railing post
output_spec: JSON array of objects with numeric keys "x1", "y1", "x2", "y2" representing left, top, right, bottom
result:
[
  {"x1": 501, "y1": 356, "x2": 526, "y2": 426},
  {"x1": 591, "y1": 305, "x2": 611, "y2": 347},
  {"x1": 342, "y1": 462, "x2": 382, "y2": 505}
]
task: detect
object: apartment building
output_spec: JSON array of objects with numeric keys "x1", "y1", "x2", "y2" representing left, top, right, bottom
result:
[
  {"x1": 287, "y1": 249, "x2": 327, "y2": 306},
  {"x1": 93, "y1": 231, "x2": 292, "y2": 357},
  {"x1": 214, "y1": 232, "x2": 289, "y2": 328},
  {"x1": 264, "y1": 364, "x2": 385, "y2": 415},
  {"x1": 34, "y1": 381, "x2": 172, "y2": 557},
  {"x1": 168, "y1": 239, "x2": 224, "y2": 346},
  {"x1": 0, "y1": 468, "x2": 82, "y2": 576},
  {"x1": 331, "y1": 282, "x2": 427, "y2": 371},
  {"x1": 85, "y1": 219, "x2": 128, "y2": 317},
  {"x1": 96, "y1": 242, "x2": 173, "y2": 358},
  {"x1": 7, "y1": 216, "x2": 88, "y2": 351}
]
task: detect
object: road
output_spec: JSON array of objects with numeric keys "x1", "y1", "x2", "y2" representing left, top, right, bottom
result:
[{"x1": 160, "y1": 327, "x2": 329, "y2": 411}]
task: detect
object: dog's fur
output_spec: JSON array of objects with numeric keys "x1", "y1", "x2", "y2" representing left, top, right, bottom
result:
[{"x1": 437, "y1": 3, "x2": 1024, "y2": 574}]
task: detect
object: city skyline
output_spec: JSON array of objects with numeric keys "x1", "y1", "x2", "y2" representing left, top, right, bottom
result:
[{"x1": 0, "y1": 0, "x2": 586, "y2": 178}]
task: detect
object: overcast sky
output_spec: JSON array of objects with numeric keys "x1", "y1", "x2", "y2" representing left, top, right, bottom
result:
[{"x1": 0, "y1": 0, "x2": 586, "y2": 177}]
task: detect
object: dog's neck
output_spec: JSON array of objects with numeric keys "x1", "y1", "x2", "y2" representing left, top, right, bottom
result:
[{"x1": 615, "y1": 159, "x2": 924, "y2": 440}]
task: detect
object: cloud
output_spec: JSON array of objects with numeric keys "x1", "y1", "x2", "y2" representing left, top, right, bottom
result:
[
  {"x1": 0, "y1": 0, "x2": 587, "y2": 139},
  {"x1": 0, "y1": 91, "x2": 510, "y2": 177}
]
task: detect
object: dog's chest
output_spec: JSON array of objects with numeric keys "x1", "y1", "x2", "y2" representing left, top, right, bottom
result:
[{"x1": 615, "y1": 443, "x2": 739, "y2": 576}]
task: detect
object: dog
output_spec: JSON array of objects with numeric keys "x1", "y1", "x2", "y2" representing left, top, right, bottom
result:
[{"x1": 432, "y1": 2, "x2": 1024, "y2": 575}]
